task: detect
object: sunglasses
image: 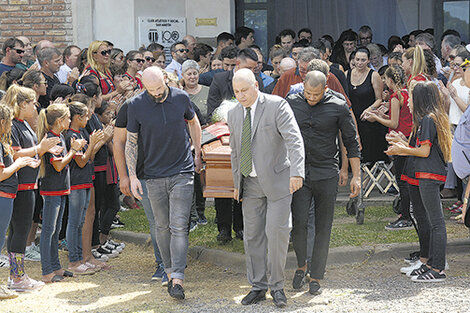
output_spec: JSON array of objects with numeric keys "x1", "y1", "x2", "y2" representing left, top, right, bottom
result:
[
  {"x1": 12, "y1": 48, "x2": 25, "y2": 54},
  {"x1": 95, "y1": 49, "x2": 111, "y2": 56},
  {"x1": 130, "y1": 58, "x2": 145, "y2": 63},
  {"x1": 145, "y1": 56, "x2": 156, "y2": 62},
  {"x1": 176, "y1": 49, "x2": 189, "y2": 53}
]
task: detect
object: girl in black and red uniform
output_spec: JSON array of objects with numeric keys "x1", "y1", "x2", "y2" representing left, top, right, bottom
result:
[
  {"x1": 123, "y1": 50, "x2": 144, "y2": 90},
  {"x1": 386, "y1": 81, "x2": 453, "y2": 282},
  {"x1": 37, "y1": 103, "x2": 86, "y2": 283},
  {"x1": 0, "y1": 104, "x2": 40, "y2": 296},
  {"x1": 4, "y1": 86, "x2": 59, "y2": 291}
]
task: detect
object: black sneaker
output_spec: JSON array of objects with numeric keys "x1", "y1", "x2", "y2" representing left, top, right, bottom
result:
[
  {"x1": 292, "y1": 269, "x2": 306, "y2": 289},
  {"x1": 189, "y1": 221, "x2": 198, "y2": 232},
  {"x1": 96, "y1": 246, "x2": 119, "y2": 258},
  {"x1": 404, "y1": 251, "x2": 420, "y2": 264},
  {"x1": 217, "y1": 228, "x2": 232, "y2": 244},
  {"x1": 411, "y1": 269, "x2": 446, "y2": 282},
  {"x1": 309, "y1": 280, "x2": 322, "y2": 295},
  {"x1": 168, "y1": 282, "x2": 185, "y2": 299},
  {"x1": 385, "y1": 218, "x2": 413, "y2": 231},
  {"x1": 197, "y1": 215, "x2": 208, "y2": 225},
  {"x1": 406, "y1": 264, "x2": 430, "y2": 277}
]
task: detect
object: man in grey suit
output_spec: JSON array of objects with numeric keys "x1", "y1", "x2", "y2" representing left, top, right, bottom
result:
[{"x1": 227, "y1": 69, "x2": 305, "y2": 308}]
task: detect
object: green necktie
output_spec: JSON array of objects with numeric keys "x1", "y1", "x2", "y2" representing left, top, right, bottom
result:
[{"x1": 240, "y1": 107, "x2": 252, "y2": 177}]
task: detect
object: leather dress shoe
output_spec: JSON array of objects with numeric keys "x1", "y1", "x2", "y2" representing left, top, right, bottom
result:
[
  {"x1": 217, "y1": 228, "x2": 232, "y2": 244},
  {"x1": 271, "y1": 289, "x2": 287, "y2": 308},
  {"x1": 241, "y1": 289, "x2": 267, "y2": 305},
  {"x1": 235, "y1": 230, "x2": 244, "y2": 240}
]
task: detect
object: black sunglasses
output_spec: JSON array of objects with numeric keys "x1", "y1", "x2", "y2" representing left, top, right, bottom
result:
[
  {"x1": 145, "y1": 56, "x2": 156, "y2": 62},
  {"x1": 130, "y1": 58, "x2": 145, "y2": 63},
  {"x1": 95, "y1": 49, "x2": 111, "y2": 56},
  {"x1": 12, "y1": 48, "x2": 25, "y2": 54},
  {"x1": 176, "y1": 49, "x2": 189, "y2": 53}
]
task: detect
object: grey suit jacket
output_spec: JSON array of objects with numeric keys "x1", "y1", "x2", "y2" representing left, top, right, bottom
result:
[{"x1": 227, "y1": 92, "x2": 305, "y2": 201}]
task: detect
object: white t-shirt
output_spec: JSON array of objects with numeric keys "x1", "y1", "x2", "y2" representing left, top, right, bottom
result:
[{"x1": 449, "y1": 78, "x2": 470, "y2": 125}]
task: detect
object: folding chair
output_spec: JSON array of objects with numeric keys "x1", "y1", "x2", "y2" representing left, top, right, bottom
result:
[{"x1": 361, "y1": 161, "x2": 398, "y2": 198}]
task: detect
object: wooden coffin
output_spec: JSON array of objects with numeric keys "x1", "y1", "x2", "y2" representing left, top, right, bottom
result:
[{"x1": 201, "y1": 135, "x2": 234, "y2": 198}]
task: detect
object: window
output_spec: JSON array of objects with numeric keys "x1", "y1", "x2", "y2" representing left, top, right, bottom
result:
[{"x1": 444, "y1": 1, "x2": 470, "y2": 42}]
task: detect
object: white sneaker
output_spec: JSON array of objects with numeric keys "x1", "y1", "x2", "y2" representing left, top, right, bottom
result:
[
  {"x1": 25, "y1": 245, "x2": 41, "y2": 261},
  {"x1": 0, "y1": 285, "x2": 17, "y2": 299},
  {"x1": 30, "y1": 243, "x2": 40, "y2": 254},
  {"x1": 92, "y1": 249, "x2": 109, "y2": 262},
  {"x1": 108, "y1": 239, "x2": 125, "y2": 249},
  {"x1": 0, "y1": 255, "x2": 8, "y2": 268},
  {"x1": 401, "y1": 260, "x2": 423, "y2": 274},
  {"x1": 102, "y1": 241, "x2": 122, "y2": 253},
  {"x1": 8, "y1": 274, "x2": 44, "y2": 292}
]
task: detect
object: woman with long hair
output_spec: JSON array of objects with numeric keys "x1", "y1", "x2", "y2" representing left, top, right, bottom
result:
[
  {"x1": 123, "y1": 50, "x2": 144, "y2": 90},
  {"x1": 386, "y1": 81, "x2": 452, "y2": 282},
  {"x1": 402, "y1": 46, "x2": 428, "y2": 87}
]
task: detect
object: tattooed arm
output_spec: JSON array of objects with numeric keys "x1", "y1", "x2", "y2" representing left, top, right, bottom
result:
[{"x1": 125, "y1": 131, "x2": 143, "y2": 200}]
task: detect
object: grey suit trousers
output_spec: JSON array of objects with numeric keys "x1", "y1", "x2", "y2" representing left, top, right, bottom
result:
[{"x1": 242, "y1": 176, "x2": 292, "y2": 291}]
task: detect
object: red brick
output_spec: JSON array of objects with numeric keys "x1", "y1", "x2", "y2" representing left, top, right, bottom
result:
[
  {"x1": 32, "y1": 0, "x2": 51, "y2": 4},
  {"x1": 23, "y1": 30, "x2": 44, "y2": 36},
  {"x1": 9, "y1": 0, "x2": 29, "y2": 4},
  {"x1": 2, "y1": 17, "x2": 22, "y2": 23},
  {"x1": 0, "y1": 12, "x2": 9, "y2": 17},
  {"x1": 45, "y1": 30, "x2": 65, "y2": 36},
  {"x1": 2, "y1": 31, "x2": 23, "y2": 37},
  {"x1": 9, "y1": 11, "x2": 31, "y2": 17},
  {"x1": 44, "y1": 16, "x2": 64, "y2": 23},
  {"x1": 47, "y1": 4, "x2": 63, "y2": 10},
  {"x1": 0, "y1": 25, "x2": 9, "y2": 30},
  {"x1": 22, "y1": 17, "x2": 43, "y2": 23},
  {"x1": 32, "y1": 11, "x2": 52, "y2": 17},
  {"x1": 52, "y1": 10, "x2": 71, "y2": 16},
  {"x1": 32, "y1": 23, "x2": 53, "y2": 29},
  {"x1": 0, "y1": 5, "x2": 20, "y2": 11},
  {"x1": 9, "y1": 24, "x2": 31, "y2": 30},
  {"x1": 52, "y1": 0, "x2": 65, "y2": 3},
  {"x1": 22, "y1": 5, "x2": 43, "y2": 10}
]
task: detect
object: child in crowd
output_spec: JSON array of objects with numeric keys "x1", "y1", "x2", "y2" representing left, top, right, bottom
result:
[
  {"x1": 38, "y1": 103, "x2": 86, "y2": 283},
  {"x1": 5, "y1": 86, "x2": 60, "y2": 292},
  {"x1": 386, "y1": 81, "x2": 452, "y2": 282},
  {"x1": 0, "y1": 104, "x2": 40, "y2": 298},
  {"x1": 364, "y1": 65, "x2": 413, "y2": 230},
  {"x1": 65, "y1": 101, "x2": 103, "y2": 275}
]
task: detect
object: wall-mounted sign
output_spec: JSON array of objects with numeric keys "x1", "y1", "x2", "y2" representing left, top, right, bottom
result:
[
  {"x1": 196, "y1": 18, "x2": 217, "y2": 26},
  {"x1": 138, "y1": 17, "x2": 186, "y2": 63}
]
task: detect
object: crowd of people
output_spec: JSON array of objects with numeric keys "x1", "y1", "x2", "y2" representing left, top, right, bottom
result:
[{"x1": 0, "y1": 23, "x2": 468, "y2": 307}]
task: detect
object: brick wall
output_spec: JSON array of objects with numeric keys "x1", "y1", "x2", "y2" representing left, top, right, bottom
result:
[{"x1": 0, "y1": 0, "x2": 73, "y2": 49}]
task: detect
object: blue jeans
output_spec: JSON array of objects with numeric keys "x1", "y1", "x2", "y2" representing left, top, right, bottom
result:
[
  {"x1": 146, "y1": 173, "x2": 194, "y2": 280},
  {"x1": 66, "y1": 189, "x2": 90, "y2": 263},
  {"x1": 140, "y1": 180, "x2": 163, "y2": 264},
  {"x1": 0, "y1": 197, "x2": 14, "y2": 250},
  {"x1": 40, "y1": 195, "x2": 66, "y2": 275}
]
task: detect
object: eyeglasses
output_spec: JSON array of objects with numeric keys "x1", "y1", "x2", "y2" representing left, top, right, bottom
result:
[
  {"x1": 130, "y1": 58, "x2": 145, "y2": 63},
  {"x1": 94, "y1": 49, "x2": 111, "y2": 56},
  {"x1": 176, "y1": 49, "x2": 189, "y2": 53},
  {"x1": 448, "y1": 55, "x2": 456, "y2": 60},
  {"x1": 12, "y1": 48, "x2": 25, "y2": 54},
  {"x1": 145, "y1": 56, "x2": 156, "y2": 62},
  {"x1": 155, "y1": 60, "x2": 165, "y2": 64}
]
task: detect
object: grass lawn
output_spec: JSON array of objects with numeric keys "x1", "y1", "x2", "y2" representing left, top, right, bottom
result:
[{"x1": 116, "y1": 203, "x2": 469, "y2": 254}]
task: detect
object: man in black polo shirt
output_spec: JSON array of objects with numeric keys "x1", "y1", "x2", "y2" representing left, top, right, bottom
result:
[
  {"x1": 287, "y1": 71, "x2": 361, "y2": 295},
  {"x1": 126, "y1": 67, "x2": 202, "y2": 300},
  {"x1": 37, "y1": 47, "x2": 62, "y2": 108}
]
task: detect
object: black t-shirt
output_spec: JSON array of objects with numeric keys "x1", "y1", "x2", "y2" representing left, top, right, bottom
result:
[
  {"x1": 414, "y1": 115, "x2": 446, "y2": 183},
  {"x1": 401, "y1": 132, "x2": 419, "y2": 186},
  {"x1": 38, "y1": 72, "x2": 60, "y2": 108},
  {"x1": 86, "y1": 113, "x2": 108, "y2": 171},
  {"x1": 65, "y1": 129, "x2": 93, "y2": 189},
  {"x1": 0, "y1": 143, "x2": 18, "y2": 198},
  {"x1": 115, "y1": 102, "x2": 145, "y2": 179},
  {"x1": 11, "y1": 118, "x2": 39, "y2": 190},
  {"x1": 287, "y1": 90, "x2": 360, "y2": 180},
  {"x1": 39, "y1": 131, "x2": 70, "y2": 196},
  {"x1": 127, "y1": 88, "x2": 195, "y2": 179}
]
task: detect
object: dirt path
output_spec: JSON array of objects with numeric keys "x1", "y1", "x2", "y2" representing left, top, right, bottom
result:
[{"x1": 1, "y1": 244, "x2": 469, "y2": 312}]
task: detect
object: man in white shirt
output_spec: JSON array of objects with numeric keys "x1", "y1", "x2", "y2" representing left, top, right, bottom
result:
[
  {"x1": 165, "y1": 42, "x2": 188, "y2": 79},
  {"x1": 56, "y1": 45, "x2": 80, "y2": 84}
]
